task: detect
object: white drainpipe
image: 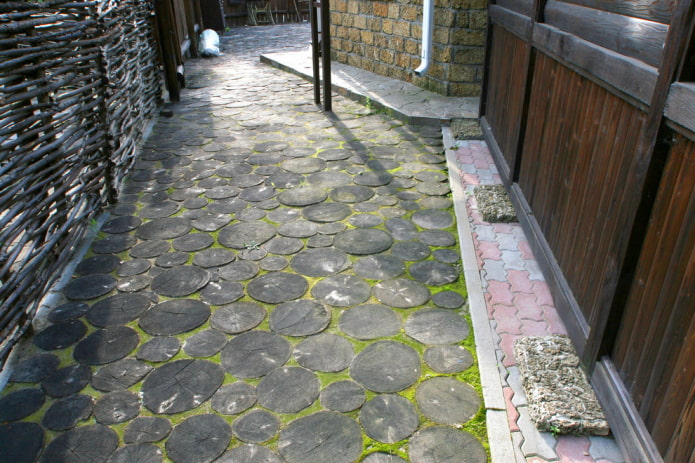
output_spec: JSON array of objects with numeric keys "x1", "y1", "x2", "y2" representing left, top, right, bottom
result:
[{"x1": 414, "y1": 0, "x2": 435, "y2": 77}]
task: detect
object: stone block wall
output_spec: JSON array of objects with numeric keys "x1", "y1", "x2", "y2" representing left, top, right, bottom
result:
[{"x1": 330, "y1": 0, "x2": 487, "y2": 96}]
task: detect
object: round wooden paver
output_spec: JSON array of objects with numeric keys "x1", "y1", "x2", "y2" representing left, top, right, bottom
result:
[
  {"x1": 405, "y1": 309, "x2": 469, "y2": 345},
  {"x1": 409, "y1": 261, "x2": 459, "y2": 286},
  {"x1": 418, "y1": 230, "x2": 456, "y2": 247},
  {"x1": 411, "y1": 209, "x2": 454, "y2": 230},
  {"x1": 41, "y1": 364, "x2": 91, "y2": 398},
  {"x1": 75, "y1": 254, "x2": 121, "y2": 276},
  {"x1": 352, "y1": 255, "x2": 406, "y2": 280},
  {"x1": 141, "y1": 359, "x2": 223, "y2": 414},
  {"x1": 216, "y1": 444, "x2": 283, "y2": 463},
  {"x1": 218, "y1": 221, "x2": 276, "y2": 249},
  {"x1": 124, "y1": 417, "x2": 172, "y2": 444},
  {"x1": 239, "y1": 184, "x2": 276, "y2": 202},
  {"x1": 150, "y1": 266, "x2": 210, "y2": 297},
  {"x1": 433, "y1": 248, "x2": 460, "y2": 264},
  {"x1": 349, "y1": 213, "x2": 383, "y2": 228},
  {"x1": 294, "y1": 333, "x2": 355, "y2": 372},
  {"x1": 40, "y1": 424, "x2": 118, "y2": 463},
  {"x1": 33, "y1": 320, "x2": 87, "y2": 351},
  {"x1": 408, "y1": 426, "x2": 487, "y2": 463},
  {"x1": 247, "y1": 272, "x2": 308, "y2": 304},
  {"x1": 319, "y1": 380, "x2": 366, "y2": 412},
  {"x1": 232, "y1": 410, "x2": 280, "y2": 443},
  {"x1": 172, "y1": 233, "x2": 214, "y2": 252},
  {"x1": 311, "y1": 274, "x2": 372, "y2": 307},
  {"x1": 278, "y1": 220, "x2": 318, "y2": 238},
  {"x1": 86, "y1": 293, "x2": 151, "y2": 327},
  {"x1": 360, "y1": 394, "x2": 419, "y2": 443},
  {"x1": 140, "y1": 201, "x2": 180, "y2": 219},
  {"x1": 350, "y1": 341, "x2": 421, "y2": 393},
  {"x1": 137, "y1": 336, "x2": 181, "y2": 363},
  {"x1": 338, "y1": 304, "x2": 402, "y2": 340},
  {"x1": 416, "y1": 377, "x2": 481, "y2": 425},
  {"x1": 210, "y1": 302, "x2": 266, "y2": 334},
  {"x1": 129, "y1": 240, "x2": 171, "y2": 259},
  {"x1": 385, "y1": 218, "x2": 419, "y2": 240},
  {"x1": 277, "y1": 186, "x2": 328, "y2": 206},
  {"x1": 334, "y1": 228, "x2": 394, "y2": 255},
  {"x1": 220, "y1": 331, "x2": 292, "y2": 379},
  {"x1": 269, "y1": 300, "x2": 331, "y2": 336},
  {"x1": 41, "y1": 394, "x2": 93, "y2": 431},
  {"x1": 362, "y1": 453, "x2": 407, "y2": 463},
  {"x1": 64, "y1": 274, "x2": 117, "y2": 301},
  {"x1": 154, "y1": 252, "x2": 189, "y2": 268},
  {"x1": 391, "y1": 241, "x2": 431, "y2": 261},
  {"x1": 218, "y1": 261, "x2": 260, "y2": 281},
  {"x1": 9, "y1": 353, "x2": 59, "y2": 383},
  {"x1": 0, "y1": 422, "x2": 44, "y2": 463},
  {"x1": 211, "y1": 382, "x2": 256, "y2": 415},
  {"x1": 91, "y1": 358, "x2": 153, "y2": 392},
  {"x1": 200, "y1": 281, "x2": 244, "y2": 306},
  {"x1": 0, "y1": 388, "x2": 45, "y2": 422},
  {"x1": 354, "y1": 171, "x2": 393, "y2": 186},
  {"x1": 431, "y1": 290, "x2": 465, "y2": 309},
  {"x1": 373, "y1": 278, "x2": 431, "y2": 308},
  {"x1": 267, "y1": 172, "x2": 304, "y2": 189},
  {"x1": 73, "y1": 326, "x2": 139, "y2": 366},
  {"x1": 47, "y1": 302, "x2": 89, "y2": 323},
  {"x1": 193, "y1": 248, "x2": 236, "y2": 268},
  {"x1": 302, "y1": 203, "x2": 352, "y2": 223},
  {"x1": 256, "y1": 366, "x2": 320, "y2": 413},
  {"x1": 264, "y1": 236, "x2": 304, "y2": 255},
  {"x1": 183, "y1": 329, "x2": 228, "y2": 358},
  {"x1": 135, "y1": 217, "x2": 192, "y2": 240},
  {"x1": 165, "y1": 414, "x2": 232, "y2": 463},
  {"x1": 278, "y1": 411, "x2": 362, "y2": 463},
  {"x1": 139, "y1": 299, "x2": 210, "y2": 336},
  {"x1": 92, "y1": 234, "x2": 137, "y2": 254},
  {"x1": 424, "y1": 345, "x2": 475, "y2": 374},
  {"x1": 118, "y1": 259, "x2": 151, "y2": 277},
  {"x1": 328, "y1": 185, "x2": 374, "y2": 203},
  {"x1": 107, "y1": 444, "x2": 163, "y2": 463},
  {"x1": 93, "y1": 390, "x2": 141, "y2": 425}
]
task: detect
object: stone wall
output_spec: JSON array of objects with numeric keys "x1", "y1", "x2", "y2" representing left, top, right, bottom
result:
[{"x1": 330, "y1": 0, "x2": 487, "y2": 97}]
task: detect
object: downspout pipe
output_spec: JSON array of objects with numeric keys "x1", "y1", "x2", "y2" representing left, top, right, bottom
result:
[{"x1": 414, "y1": 0, "x2": 435, "y2": 76}]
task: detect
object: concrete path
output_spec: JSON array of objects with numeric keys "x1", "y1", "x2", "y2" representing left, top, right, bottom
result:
[{"x1": 0, "y1": 24, "x2": 487, "y2": 463}]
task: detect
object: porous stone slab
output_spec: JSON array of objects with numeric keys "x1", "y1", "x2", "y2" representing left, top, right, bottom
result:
[
  {"x1": 338, "y1": 304, "x2": 402, "y2": 340},
  {"x1": 294, "y1": 333, "x2": 355, "y2": 372},
  {"x1": 311, "y1": 274, "x2": 371, "y2": 307},
  {"x1": 415, "y1": 377, "x2": 481, "y2": 424},
  {"x1": 139, "y1": 299, "x2": 210, "y2": 336},
  {"x1": 211, "y1": 382, "x2": 256, "y2": 415},
  {"x1": 73, "y1": 326, "x2": 139, "y2": 365},
  {"x1": 137, "y1": 336, "x2": 181, "y2": 362},
  {"x1": 221, "y1": 331, "x2": 292, "y2": 378},
  {"x1": 92, "y1": 358, "x2": 153, "y2": 391},
  {"x1": 405, "y1": 309, "x2": 469, "y2": 345},
  {"x1": 165, "y1": 414, "x2": 232, "y2": 463},
  {"x1": 41, "y1": 394, "x2": 93, "y2": 430},
  {"x1": 278, "y1": 411, "x2": 362, "y2": 463},
  {"x1": 0, "y1": 388, "x2": 45, "y2": 422},
  {"x1": 408, "y1": 426, "x2": 487, "y2": 463},
  {"x1": 141, "y1": 359, "x2": 224, "y2": 414},
  {"x1": 424, "y1": 345, "x2": 474, "y2": 373},
  {"x1": 124, "y1": 417, "x2": 172, "y2": 444},
  {"x1": 0, "y1": 422, "x2": 44, "y2": 463},
  {"x1": 40, "y1": 424, "x2": 118, "y2": 463},
  {"x1": 514, "y1": 335, "x2": 610, "y2": 435},
  {"x1": 350, "y1": 341, "x2": 421, "y2": 393},
  {"x1": 320, "y1": 380, "x2": 366, "y2": 412},
  {"x1": 257, "y1": 366, "x2": 319, "y2": 413},
  {"x1": 247, "y1": 272, "x2": 308, "y2": 303},
  {"x1": 216, "y1": 445, "x2": 283, "y2": 463},
  {"x1": 42, "y1": 364, "x2": 91, "y2": 398},
  {"x1": 474, "y1": 185, "x2": 518, "y2": 222},
  {"x1": 360, "y1": 394, "x2": 419, "y2": 443},
  {"x1": 233, "y1": 410, "x2": 280, "y2": 443}
]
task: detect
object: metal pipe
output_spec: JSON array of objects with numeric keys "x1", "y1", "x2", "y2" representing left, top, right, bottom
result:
[{"x1": 414, "y1": 0, "x2": 435, "y2": 77}]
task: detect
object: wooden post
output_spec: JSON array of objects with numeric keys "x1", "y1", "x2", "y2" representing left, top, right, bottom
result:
[
  {"x1": 320, "y1": 0, "x2": 331, "y2": 112},
  {"x1": 154, "y1": 0, "x2": 181, "y2": 101}
]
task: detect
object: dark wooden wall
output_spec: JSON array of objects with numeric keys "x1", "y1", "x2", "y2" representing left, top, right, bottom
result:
[{"x1": 481, "y1": 0, "x2": 695, "y2": 460}]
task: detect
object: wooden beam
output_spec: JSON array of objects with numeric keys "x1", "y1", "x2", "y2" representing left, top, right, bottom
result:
[
  {"x1": 489, "y1": 5, "x2": 532, "y2": 40},
  {"x1": 664, "y1": 82, "x2": 695, "y2": 134}
]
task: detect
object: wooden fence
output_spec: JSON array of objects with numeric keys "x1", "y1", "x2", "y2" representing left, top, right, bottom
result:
[
  {"x1": 0, "y1": 0, "x2": 161, "y2": 366},
  {"x1": 481, "y1": 0, "x2": 695, "y2": 460}
]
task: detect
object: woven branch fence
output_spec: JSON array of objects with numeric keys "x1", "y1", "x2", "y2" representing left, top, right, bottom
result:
[{"x1": 0, "y1": 0, "x2": 162, "y2": 366}]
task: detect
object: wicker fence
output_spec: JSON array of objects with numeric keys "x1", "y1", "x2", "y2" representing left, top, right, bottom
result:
[{"x1": 0, "y1": 0, "x2": 162, "y2": 365}]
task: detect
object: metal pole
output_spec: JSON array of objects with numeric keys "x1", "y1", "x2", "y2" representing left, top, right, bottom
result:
[
  {"x1": 309, "y1": 1, "x2": 321, "y2": 106},
  {"x1": 320, "y1": 0, "x2": 331, "y2": 112}
]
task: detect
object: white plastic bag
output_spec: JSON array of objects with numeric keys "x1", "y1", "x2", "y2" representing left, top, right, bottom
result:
[{"x1": 199, "y1": 29, "x2": 220, "y2": 57}]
